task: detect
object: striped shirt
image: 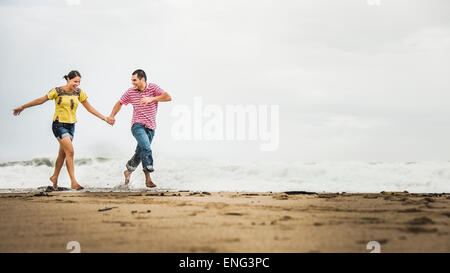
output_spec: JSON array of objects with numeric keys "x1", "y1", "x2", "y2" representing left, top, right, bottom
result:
[{"x1": 119, "y1": 83, "x2": 166, "y2": 130}]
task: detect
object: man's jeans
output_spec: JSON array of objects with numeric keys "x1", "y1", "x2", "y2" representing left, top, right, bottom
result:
[{"x1": 126, "y1": 123, "x2": 155, "y2": 173}]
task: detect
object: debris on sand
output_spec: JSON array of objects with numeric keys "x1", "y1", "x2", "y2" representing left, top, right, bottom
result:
[
  {"x1": 33, "y1": 191, "x2": 51, "y2": 197},
  {"x1": 145, "y1": 192, "x2": 165, "y2": 196},
  {"x1": 284, "y1": 191, "x2": 316, "y2": 195},
  {"x1": 225, "y1": 212, "x2": 243, "y2": 216},
  {"x1": 188, "y1": 192, "x2": 211, "y2": 196},
  {"x1": 37, "y1": 186, "x2": 70, "y2": 192},
  {"x1": 98, "y1": 207, "x2": 119, "y2": 212}
]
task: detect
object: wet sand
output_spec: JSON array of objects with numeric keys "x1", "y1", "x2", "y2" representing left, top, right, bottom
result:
[{"x1": 0, "y1": 190, "x2": 449, "y2": 252}]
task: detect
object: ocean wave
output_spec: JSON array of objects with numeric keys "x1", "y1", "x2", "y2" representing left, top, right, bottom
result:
[
  {"x1": 0, "y1": 158, "x2": 449, "y2": 193},
  {"x1": 0, "y1": 157, "x2": 111, "y2": 167}
]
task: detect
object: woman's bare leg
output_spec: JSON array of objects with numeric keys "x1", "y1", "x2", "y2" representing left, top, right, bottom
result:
[
  {"x1": 59, "y1": 137, "x2": 83, "y2": 190},
  {"x1": 50, "y1": 145, "x2": 65, "y2": 190}
]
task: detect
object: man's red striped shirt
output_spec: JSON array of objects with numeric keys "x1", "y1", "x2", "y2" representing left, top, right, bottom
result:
[{"x1": 119, "y1": 83, "x2": 166, "y2": 130}]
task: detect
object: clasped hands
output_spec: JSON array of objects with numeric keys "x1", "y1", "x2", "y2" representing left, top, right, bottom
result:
[
  {"x1": 103, "y1": 97, "x2": 154, "y2": 126},
  {"x1": 104, "y1": 116, "x2": 115, "y2": 126}
]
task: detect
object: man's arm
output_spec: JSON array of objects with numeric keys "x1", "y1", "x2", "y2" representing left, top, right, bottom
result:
[
  {"x1": 140, "y1": 92, "x2": 172, "y2": 105},
  {"x1": 109, "y1": 101, "x2": 123, "y2": 119},
  {"x1": 154, "y1": 92, "x2": 172, "y2": 102}
]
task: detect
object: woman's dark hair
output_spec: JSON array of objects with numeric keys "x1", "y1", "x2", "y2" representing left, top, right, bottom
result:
[
  {"x1": 63, "y1": 70, "x2": 81, "y2": 81},
  {"x1": 132, "y1": 69, "x2": 147, "y2": 82}
]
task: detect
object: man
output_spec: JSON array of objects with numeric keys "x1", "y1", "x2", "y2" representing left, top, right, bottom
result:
[{"x1": 109, "y1": 69, "x2": 172, "y2": 187}]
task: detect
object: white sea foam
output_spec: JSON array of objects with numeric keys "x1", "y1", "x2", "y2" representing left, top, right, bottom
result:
[{"x1": 0, "y1": 158, "x2": 449, "y2": 193}]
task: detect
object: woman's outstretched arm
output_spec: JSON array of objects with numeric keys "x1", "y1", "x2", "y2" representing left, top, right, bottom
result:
[
  {"x1": 81, "y1": 99, "x2": 114, "y2": 125},
  {"x1": 13, "y1": 96, "x2": 49, "y2": 116}
]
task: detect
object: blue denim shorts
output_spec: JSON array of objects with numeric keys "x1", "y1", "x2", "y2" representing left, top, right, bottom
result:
[{"x1": 52, "y1": 120, "x2": 75, "y2": 140}]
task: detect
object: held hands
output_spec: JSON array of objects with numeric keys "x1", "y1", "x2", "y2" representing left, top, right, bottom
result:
[
  {"x1": 139, "y1": 96, "x2": 155, "y2": 105},
  {"x1": 13, "y1": 106, "x2": 24, "y2": 116},
  {"x1": 104, "y1": 116, "x2": 115, "y2": 126}
]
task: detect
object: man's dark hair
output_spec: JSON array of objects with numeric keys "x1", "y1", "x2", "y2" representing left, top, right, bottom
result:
[{"x1": 132, "y1": 69, "x2": 147, "y2": 82}]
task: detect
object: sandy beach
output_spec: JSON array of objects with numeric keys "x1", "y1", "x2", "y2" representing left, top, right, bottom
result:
[{"x1": 0, "y1": 190, "x2": 448, "y2": 253}]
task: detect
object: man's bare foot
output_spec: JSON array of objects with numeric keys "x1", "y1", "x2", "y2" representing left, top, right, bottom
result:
[
  {"x1": 49, "y1": 175, "x2": 58, "y2": 191},
  {"x1": 146, "y1": 180, "x2": 157, "y2": 188},
  {"x1": 124, "y1": 170, "x2": 131, "y2": 185},
  {"x1": 145, "y1": 173, "x2": 157, "y2": 188},
  {"x1": 71, "y1": 182, "x2": 84, "y2": 190}
]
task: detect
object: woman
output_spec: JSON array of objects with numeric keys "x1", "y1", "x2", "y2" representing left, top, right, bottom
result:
[{"x1": 13, "y1": 70, "x2": 114, "y2": 190}]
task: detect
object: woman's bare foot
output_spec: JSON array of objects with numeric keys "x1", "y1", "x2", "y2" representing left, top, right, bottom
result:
[
  {"x1": 145, "y1": 173, "x2": 157, "y2": 188},
  {"x1": 71, "y1": 182, "x2": 84, "y2": 190},
  {"x1": 124, "y1": 170, "x2": 131, "y2": 185},
  {"x1": 49, "y1": 175, "x2": 58, "y2": 191}
]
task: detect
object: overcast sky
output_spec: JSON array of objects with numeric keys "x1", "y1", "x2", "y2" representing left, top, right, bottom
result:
[{"x1": 1, "y1": 0, "x2": 450, "y2": 162}]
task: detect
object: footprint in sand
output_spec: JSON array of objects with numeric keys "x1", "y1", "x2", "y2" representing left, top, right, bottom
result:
[
  {"x1": 406, "y1": 216, "x2": 435, "y2": 225},
  {"x1": 401, "y1": 227, "x2": 438, "y2": 234}
]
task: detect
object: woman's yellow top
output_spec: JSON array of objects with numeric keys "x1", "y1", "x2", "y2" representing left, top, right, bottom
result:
[{"x1": 47, "y1": 87, "x2": 88, "y2": 123}]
